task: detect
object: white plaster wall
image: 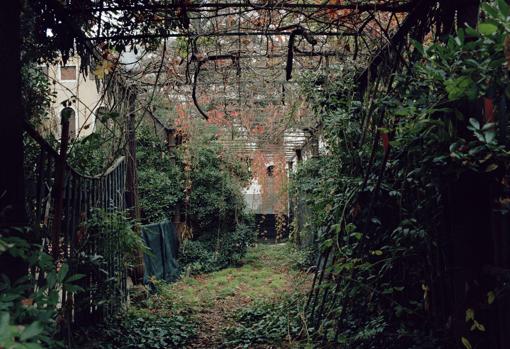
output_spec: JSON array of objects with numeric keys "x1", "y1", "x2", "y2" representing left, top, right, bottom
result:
[
  {"x1": 243, "y1": 178, "x2": 262, "y2": 212},
  {"x1": 242, "y1": 160, "x2": 279, "y2": 214},
  {"x1": 46, "y1": 57, "x2": 104, "y2": 139}
]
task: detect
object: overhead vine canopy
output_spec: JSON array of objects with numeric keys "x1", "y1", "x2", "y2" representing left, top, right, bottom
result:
[{"x1": 29, "y1": 0, "x2": 415, "y2": 160}]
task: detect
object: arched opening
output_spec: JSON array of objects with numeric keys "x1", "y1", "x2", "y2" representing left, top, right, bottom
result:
[
  {"x1": 266, "y1": 165, "x2": 274, "y2": 177},
  {"x1": 60, "y1": 107, "x2": 76, "y2": 139}
]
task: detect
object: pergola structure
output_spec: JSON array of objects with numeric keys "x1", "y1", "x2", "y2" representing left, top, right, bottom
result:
[
  {"x1": 0, "y1": 0, "x2": 427, "y2": 234},
  {"x1": 29, "y1": 0, "x2": 417, "y2": 164}
]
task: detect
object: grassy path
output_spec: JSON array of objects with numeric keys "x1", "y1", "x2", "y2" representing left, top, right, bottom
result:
[{"x1": 158, "y1": 243, "x2": 310, "y2": 348}]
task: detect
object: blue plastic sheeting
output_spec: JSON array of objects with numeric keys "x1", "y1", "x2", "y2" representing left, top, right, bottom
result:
[{"x1": 141, "y1": 220, "x2": 180, "y2": 284}]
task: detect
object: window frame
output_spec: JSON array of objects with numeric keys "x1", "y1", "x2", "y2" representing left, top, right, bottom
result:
[{"x1": 59, "y1": 65, "x2": 77, "y2": 82}]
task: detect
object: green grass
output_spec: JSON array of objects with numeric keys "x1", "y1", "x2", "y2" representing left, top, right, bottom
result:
[
  {"x1": 124, "y1": 242, "x2": 313, "y2": 347},
  {"x1": 154, "y1": 243, "x2": 308, "y2": 312}
]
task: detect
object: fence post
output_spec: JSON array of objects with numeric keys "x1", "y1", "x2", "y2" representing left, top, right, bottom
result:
[{"x1": 51, "y1": 107, "x2": 72, "y2": 260}]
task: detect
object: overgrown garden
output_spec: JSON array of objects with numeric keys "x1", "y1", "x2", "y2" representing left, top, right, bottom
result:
[{"x1": 2, "y1": 0, "x2": 510, "y2": 348}]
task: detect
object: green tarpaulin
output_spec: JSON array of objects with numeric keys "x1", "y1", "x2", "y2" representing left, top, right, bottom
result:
[{"x1": 141, "y1": 220, "x2": 180, "y2": 284}]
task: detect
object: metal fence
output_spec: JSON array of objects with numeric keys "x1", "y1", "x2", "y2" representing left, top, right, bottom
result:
[{"x1": 23, "y1": 121, "x2": 128, "y2": 326}]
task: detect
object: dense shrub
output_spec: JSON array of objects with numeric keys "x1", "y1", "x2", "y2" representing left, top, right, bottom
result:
[
  {"x1": 0, "y1": 232, "x2": 85, "y2": 349},
  {"x1": 78, "y1": 311, "x2": 197, "y2": 349},
  {"x1": 86, "y1": 209, "x2": 147, "y2": 268},
  {"x1": 178, "y1": 239, "x2": 216, "y2": 275},
  {"x1": 138, "y1": 168, "x2": 182, "y2": 223},
  {"x1": 290, "y1": 3, "x2": 510, "y2": 348},
  {"x1": 136, "y1": 119, "x2": 254, "y2": 274},
  {"x1": 68, "y1": 109, "x2": 127, "y2": 177},
  {"x1": 136, "y1": 125, "x2": 184, "y2": 223},
  {"x1": 179, "y1": 222, "x2": 256, "y2": 275},
  {"x1": 222, "y1": 294, "x2": 306, "y2": 348},
  {"x1": 186, "y1": 139, "x2": 249, "y2": 233}
]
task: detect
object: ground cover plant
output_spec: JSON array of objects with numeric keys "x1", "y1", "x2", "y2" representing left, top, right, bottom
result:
[
  {"x1": 76, "y1": 309, "x2": 197, "y2": 349},
  {"x1": 222, "y1": 294, "x2": 309, "y2": 349},
  {"x1": 145, "y1": 243, "x2": 311, "y2": 348}
]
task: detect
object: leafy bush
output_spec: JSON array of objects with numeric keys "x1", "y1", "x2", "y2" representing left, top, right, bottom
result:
[
  {"x1": 186, "y1": 140, "x2": 249, "y2": 233},
  {"x1": 290, "y1": 3, "x2": 510, "y2": 348},
  {"x1": 78, "y1": 311, "x2": 197, "y2": 349},
  {"x1": 68, "y1": 108, "x2": 127, "y2": 177},
  {"x1": 86, "y1": 209, "x2": 147, "y2": 268},
  {"x1": 68, "y1": 132, "x2": 116, "y2": 176},
  {"x1": 136, "y1": 119, "x2": 252, "y2": 276},
  {"x1": 0, "y1": 231, "x2": 84, "y2": 349},
  {"x1": 178, "y1": 239, "x2": 216, "y2": 275},
  {"x1": 136, "y1": 126, "x2": 184, "y2": 223},
  {"x1": 214, "y1": 223, "x2": 256, "y2": 266},
  {"x1": 286, "y1": 245, "x2": 317, "y2": 271},
  {"x1": 222, "y1": 294, "x2": 307, "y2": 348},
  {"x1": 179, "y1": 223, "x2": 256, "y2": 275}
]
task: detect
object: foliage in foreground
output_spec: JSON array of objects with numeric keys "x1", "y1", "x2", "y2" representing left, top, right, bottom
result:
[
  {"x1": 0, "y1": 231, "x2": 84, "y2": 349},
  {"x1": 222, "y1": 294, "x2": 308, "y2": 348},
  {"x1": 77, "y1": 310, "x2": 197, "y2": 349},
  {"x1": 0, "y1": 208, "x2": 148, "y2": 348}
]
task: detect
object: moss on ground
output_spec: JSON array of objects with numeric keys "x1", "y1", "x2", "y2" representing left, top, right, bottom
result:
[{"x1": 156, "y1": 243, "x2": 307, "y2": 310}]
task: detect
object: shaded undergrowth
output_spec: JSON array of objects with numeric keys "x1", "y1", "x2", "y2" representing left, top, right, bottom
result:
[
  {"x1": 159, "y1": 242, "x2": 312, "y2": 348},
  {"x1": 77, "y1": 242, "x2": 312, "y2": 349}
]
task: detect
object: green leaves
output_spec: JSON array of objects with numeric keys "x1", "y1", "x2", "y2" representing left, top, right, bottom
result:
[
  {"x1": 482, "y1": 1, "x2": 510, "y2": 20},
  {"x1": 411, "y1": 39, "x2": 424, "y2": 56},
  {"x1": 223, "y1": 294, "x2": 305, "y2": 348},
  {"x1": 20, "y1": 321, "x2": 44, "y2": 341},
  {"x1": 320, "y1": 238, "x2": 334, "y2": 251},
  {"x1": 64, "y1": 273, "x2": 85, "y2": 283},
  {"x1": 0, "y1": 234, "x2": 74, "y2": 348},
  {"x1": 81, "y1": 312, "x2": 197, "y2": 349},
  {"x1": 497, "y1": 0, "x2": 510, "y2": 17},
  {"x1": 445, "y1": 76, "x2": 478, "y2": 101},
  {"x1": 0, "y1": 312, "x2": 10, "y2": 338},
  {"x1": 465, "y1": 308, "x2": 475, "y2": 322},
  {"x1": 291, "y1": 3, "x2": 510, "y2": 349},
  {"x1": 488, "y1": 291, "x2": 496, "y2": 304},
  {"x1": 461, "y1": 336, "x2": 473, "y2": 349},
  {"x1": 57, "y1": 263, "x2": 69, "y2": 283},
  {"x1": 478, "y1": 22, "x2": 498, "y2": 36}
]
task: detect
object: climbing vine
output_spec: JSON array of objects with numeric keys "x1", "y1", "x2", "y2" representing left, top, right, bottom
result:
[{"x1": 290, "y1": 3, "x2": 510, "y2": 348}]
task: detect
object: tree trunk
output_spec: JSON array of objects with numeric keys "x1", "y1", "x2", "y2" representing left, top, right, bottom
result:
[
  {"x1": 167, "y1": 129, "x2": 182, "y2": 224},
  {"x1": 0, "y1": 0, "x2": 26, "y2": 281},
  {"x1": 51, "y1": 111, "x2": 71, "y2": 261},
  {"x1": 125, "y1": 92, "x2": 143, "y2": 283},
  {"x1": 125, "y1": 92, "x2": 140, "y2": 220},
  {"x1": 456, "y1": 0, "x2": 480, "y2": 29}
]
